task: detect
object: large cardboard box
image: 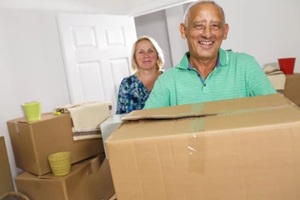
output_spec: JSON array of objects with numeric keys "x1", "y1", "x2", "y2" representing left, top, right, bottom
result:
[
  {"x1": 0, "y1": 136, "x2": 14, "y2": 196},
  {"x1": 106, "y1": 94, "x2": 300, "y2": 200},
  {"x1": 7, "y1": 113, "x2": 104, "y2": 175},
  {"x1": 16, "y1": 154, "x2": 115, "y2": 200},
  {"x1": 284, "y1": 73, "x2": 300, "y2": 106}
]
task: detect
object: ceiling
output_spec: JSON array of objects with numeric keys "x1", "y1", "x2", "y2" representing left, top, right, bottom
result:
[{"x1": 1, "y1": 0, "x2": 194, "y2": 16}]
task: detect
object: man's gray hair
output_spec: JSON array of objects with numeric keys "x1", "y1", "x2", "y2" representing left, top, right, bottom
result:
[{"x1": 183, "y1": 0, "x2": 226, "y2": 26}]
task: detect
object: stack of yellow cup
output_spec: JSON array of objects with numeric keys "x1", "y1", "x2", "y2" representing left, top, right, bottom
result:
[{"x1": 48, "y1": 151, "x2": 71, "y2": 176}]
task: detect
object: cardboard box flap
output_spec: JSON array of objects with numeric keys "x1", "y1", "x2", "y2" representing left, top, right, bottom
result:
[
  {"x1": 8, "y1": 112, "x2": 63, "y2": 124},
  {"x1": 107, "y1": 105, "x2": 300, "y2": 143},
  {"x1": 122, "y1": 94, "x2": 290, "y2": 121}
]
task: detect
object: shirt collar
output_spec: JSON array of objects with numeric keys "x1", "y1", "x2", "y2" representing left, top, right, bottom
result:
[{"x1": 180, "y1": 48, "x2": 229, "y2": 70}]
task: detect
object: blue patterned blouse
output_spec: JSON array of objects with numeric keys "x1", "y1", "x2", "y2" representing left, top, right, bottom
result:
[{"x1": 116, "y1": 75, "x2": 150, "y2": 114}]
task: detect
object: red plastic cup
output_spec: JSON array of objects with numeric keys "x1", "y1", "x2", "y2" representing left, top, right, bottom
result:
[{"x1": 278, "y1": 57, "x2": 296, "y2": 75}]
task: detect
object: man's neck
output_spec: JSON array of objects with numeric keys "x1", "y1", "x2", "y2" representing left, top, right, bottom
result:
[{"x1": 189, "y1": 55, "x2": 219, "y2": 79}]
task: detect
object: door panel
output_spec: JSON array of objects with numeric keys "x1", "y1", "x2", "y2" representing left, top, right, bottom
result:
[{"x1": 57, "y1": 14, "x2": 137, "y2": 113}]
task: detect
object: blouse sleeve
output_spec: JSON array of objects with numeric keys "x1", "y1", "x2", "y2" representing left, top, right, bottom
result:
[{"x1": 116, "y1": 78, "x2": 127, "y2": 114}]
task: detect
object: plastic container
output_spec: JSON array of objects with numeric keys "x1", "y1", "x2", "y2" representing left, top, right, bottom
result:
[
  {"x1": 22, "y1": 101, "x2": 41, "y2": 122},
  {"x1": 48, "y1": 151, "x2": 71, "y2": 176},
  {"x1": 278, "y1": 57, "x2": 296, "y2": 75}
]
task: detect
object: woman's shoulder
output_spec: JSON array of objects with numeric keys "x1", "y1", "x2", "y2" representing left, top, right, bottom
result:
[{"x1": 121, "y1": 74, "x2": 138, "y2": 83}]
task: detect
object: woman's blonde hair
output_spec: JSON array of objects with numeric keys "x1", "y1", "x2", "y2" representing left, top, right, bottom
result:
[{"x1": 131, "y1": 36, "x2": 165, "y2": 72}]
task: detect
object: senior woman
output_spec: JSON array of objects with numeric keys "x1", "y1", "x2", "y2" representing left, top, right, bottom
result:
[{"x1": 116, "y1": 36, "x2": 165, "y2": 114}]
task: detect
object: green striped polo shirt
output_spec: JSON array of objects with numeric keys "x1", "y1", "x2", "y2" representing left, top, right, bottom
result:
[{"x1": 144, "y1": 48, "x2": 277, "y2": 109}]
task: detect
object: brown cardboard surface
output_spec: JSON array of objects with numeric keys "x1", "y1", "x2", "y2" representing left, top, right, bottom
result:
[
  {"x1": 16, "y1": 154, "x2": 115, "y2": 200},
  {"x1": 7, "y1": 113, "x2": 104, "y2": 175},
  {"x1": 0, "y1": 137, "x2": 14, "y2": 195},
  {"x1": 123, "y1": 93, "x2": 290, "y2": 121},
  {"x1": 284, "y1": 73, "x2": 300, "y2": 106},
  {"x1": 107, "y1": 94, "x2": 300, "y2": 200}
]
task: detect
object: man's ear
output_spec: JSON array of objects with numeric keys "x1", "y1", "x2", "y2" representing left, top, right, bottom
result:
[
  {"x1": 223, "y1": 23, "x2": 229, "y2": 40},
  {"x1": 179, "y1": 23, "x2": 187, "y2": 39}
]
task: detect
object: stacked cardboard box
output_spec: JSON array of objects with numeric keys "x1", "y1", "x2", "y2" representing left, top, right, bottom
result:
[
  {"x1": 16, "y1": 154, "x2": 114, "y2": 200},
  {"x1": 7, "y1": 111, "x2": 115, "y2": 200},
  {"x1": 106, "y1": 94, "x2": 300, "y2": 200},
  {"x1": 7, "y1": 113, "x2": 105, "y2": 175},
  {"x1": 0, "y1": 136, "x2": 14, "y2": 196},
  {"x1": 284, "y1": 73, "x2": 300, "y2": 106}
]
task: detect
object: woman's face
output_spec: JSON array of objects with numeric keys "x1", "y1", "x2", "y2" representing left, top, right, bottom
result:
[{"x1": 135, "y1": 40, "x2": 158, "y2": 70}]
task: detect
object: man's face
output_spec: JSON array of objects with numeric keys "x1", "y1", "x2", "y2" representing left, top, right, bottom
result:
[{"x1": 180, "y1": 3, "x2": 229, "y2": 62}]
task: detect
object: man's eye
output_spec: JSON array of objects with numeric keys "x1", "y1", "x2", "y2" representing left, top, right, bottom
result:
[
  {"x1": 211, "y1": 24, "x2": 221, "y2": 30},
  {"x1": 194, "y1": 24, "x2": 204, "y2": 30}
]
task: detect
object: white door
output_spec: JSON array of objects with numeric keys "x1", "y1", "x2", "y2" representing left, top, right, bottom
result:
[{"x1": 57, "y1": 14, "x2": 137, "y2": 113}]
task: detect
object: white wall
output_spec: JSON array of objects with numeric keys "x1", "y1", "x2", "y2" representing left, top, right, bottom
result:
[
  {"x1": 1, "y1": 0, "x2": 300, "y2": 191},
  {"x1": 220, "y1": 0, "x2": 300, "y2": 70},
  {"x1": 0, "y1": 9, "x2": 71, "y2": 188}
]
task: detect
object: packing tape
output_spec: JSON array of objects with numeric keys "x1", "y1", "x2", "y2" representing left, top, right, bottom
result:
[
  {"x1": 188, "y1": 118, "x2": 205, "y2": 173},
  {"x1": 14, "y1": 121, "x2": 20, "y2": 134},
  {"x1": 191, "y1": 103, "x2": 204, "y2": 115}
]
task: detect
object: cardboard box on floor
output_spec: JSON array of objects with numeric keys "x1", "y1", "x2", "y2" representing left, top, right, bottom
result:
[
  {"x1": 106, "y1": 94, "x2": 300, "y2": 200},
  {"x1": 284, "y1": 73, "x2": 300, "y2": 106},
  {"x1": 16, "y1": 154, "x2": 115, "y2": 200},
  {"x1": 7, "y1": 113, "x2": 105, "y2": 176},
  {"x1": 0, "y1": 136, "x2": 14, "y2": 196}
]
